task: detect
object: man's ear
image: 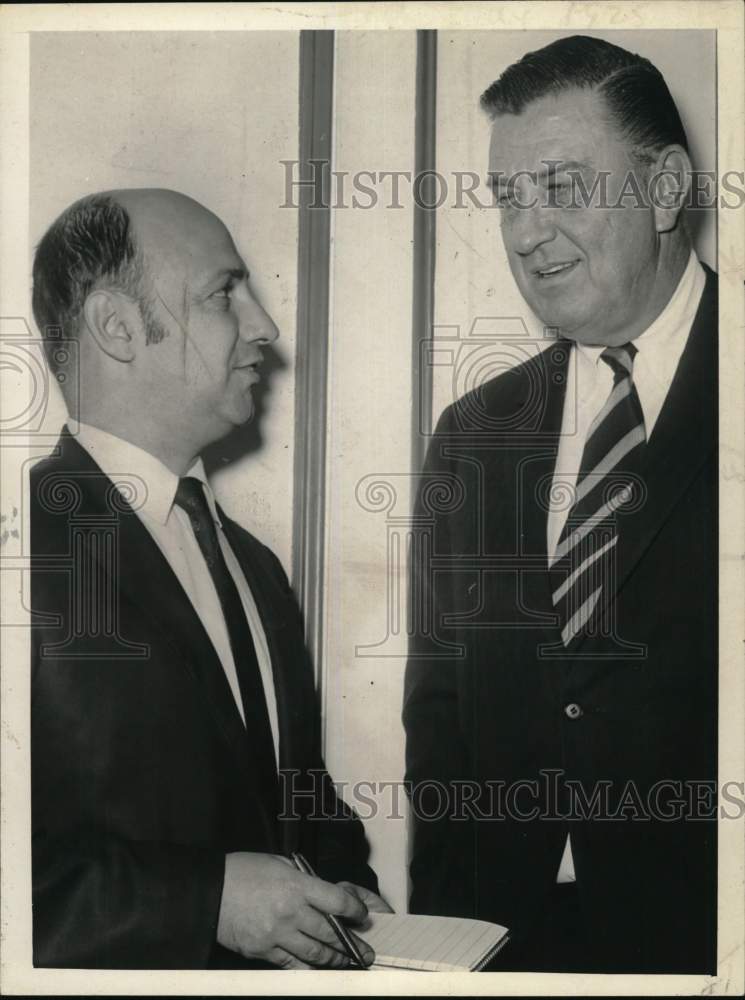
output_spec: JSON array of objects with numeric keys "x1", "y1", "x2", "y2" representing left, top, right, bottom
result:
[
  {"x1": 649, "y1": 145, "x2": 693, "y2": 234},
  {"x1": 82, "y1": 289, "x2": 138, "y2": 363}
]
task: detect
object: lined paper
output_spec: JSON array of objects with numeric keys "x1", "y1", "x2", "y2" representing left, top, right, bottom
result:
[{"x1": 356, "y1": 913, "x2": 509, "y2": 972}]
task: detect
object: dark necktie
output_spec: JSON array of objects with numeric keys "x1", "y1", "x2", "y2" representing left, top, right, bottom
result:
[
  {"x1": 551, "y1": 343, "x2": 646, "y2": 646},
  {"x1": 174, "y1": 476, "x2": 279, "y2": 806}
]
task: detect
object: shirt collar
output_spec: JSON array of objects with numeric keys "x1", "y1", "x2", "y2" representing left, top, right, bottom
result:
[
  {"x1": 574, "y1": 341, "x2": 604, "y2": 372},
  {"x1": 73, "y1": 422, "x2": 221, "y2": 527}
]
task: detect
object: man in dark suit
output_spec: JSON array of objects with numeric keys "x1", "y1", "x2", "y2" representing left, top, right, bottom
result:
[
  {"x1": 31, "y1": 188, "x2": 390, "y2": 969},
  {"x1": 404, "y1": 35, "x2": 717, "y2": 974}
]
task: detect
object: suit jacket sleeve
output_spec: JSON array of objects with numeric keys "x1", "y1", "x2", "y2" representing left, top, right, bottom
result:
[
  {"x1": 31, "y1": 620, "x2": 227, "y2": 969},
  {"x1": 32, "y1": 828, "x2": 225, "y2": 969},
  {"x1": 403, "y1": 404, "x2": 478, "y2": 917}
]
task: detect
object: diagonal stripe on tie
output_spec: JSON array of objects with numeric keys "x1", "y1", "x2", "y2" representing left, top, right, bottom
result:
[
  {"x1": 586, "y1": 377, "x2": 631, "y2": 440},
  {"x1": 574, "y1": 425, "x2": 646, "y2": 506},
  {"x1": 552, "y1": 534, "x2": 618, "y2": 604},
  {"x1": 551, "y1": 485, "x2": 632, "y2": 567},
  {"x1": 562, "y1": 586, "x2": 603, "y2": 646},
  {"x1": 551, "y1": 343, "x2": 646, "y2": 647}
]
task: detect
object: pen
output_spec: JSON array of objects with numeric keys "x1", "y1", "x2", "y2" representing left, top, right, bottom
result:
[{"x1": 290, "y1": 851, "x2": 369, "y2": 969}]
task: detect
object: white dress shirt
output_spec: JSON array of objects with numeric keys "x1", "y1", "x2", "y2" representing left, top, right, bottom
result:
[
  {"x1": 74, "y1": 422, "x2": 280, "y2": 765},
  {"x1": 549, "y1": 250, "x2": 706, "y2": 882}
]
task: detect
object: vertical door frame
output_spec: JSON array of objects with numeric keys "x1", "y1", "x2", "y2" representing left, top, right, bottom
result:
[
  {"x1": 292, "y1": 30, "x2": 335, "y2": 690},
  {"x1": 411, "y1": 30, "x2": 437, "y2": 475}
]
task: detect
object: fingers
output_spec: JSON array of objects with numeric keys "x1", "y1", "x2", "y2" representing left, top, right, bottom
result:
[
  {"x1": 347, "y1": 929, "x2": 375, "y2": 967},
  {"x1": 303, "y1": 877, "x2": 368, "y2": 924},
  {"x1": 336, "y1": 880, "x2": 361, "y2": 899},
  {"x1": 282, "y1": 931, "x2": 352, "y2": 969},
  {"x1": 266, "y1": 947, "x2": 312, "y2": 970},
  {"x1": 337, "y1": 881, "x2": 394, "y2": 914},
  {"x1": 296, "y1": 912, "x2": 374, "y2": 967},
  {"x1": 297, "y1": 907, "x2": 350, "y2": 953},
  {"x1": 366, "y1": 894, "x2": 394, "y2": 914}
]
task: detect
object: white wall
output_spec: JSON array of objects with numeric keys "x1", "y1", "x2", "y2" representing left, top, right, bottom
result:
[
  {"x1": 324, "y1": 30, "x2": 416, "y2": 913},
  {"x1": 30, "y1": 31, "x2": 299, "y2": 568}
]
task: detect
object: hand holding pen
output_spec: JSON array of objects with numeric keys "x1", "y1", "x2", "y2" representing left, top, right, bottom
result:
[
  {"x1": 291, "y1": 852, "x2": 372, "y2": 969},
  {"x1": 216, "y1": 851, "x2": 375, "y2": 969}
]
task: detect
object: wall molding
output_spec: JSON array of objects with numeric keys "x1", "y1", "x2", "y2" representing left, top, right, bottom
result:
[
  {"x1": 292, "y1": 30, "x2": 334, "y2": 689},
  {"x1": 411, "y1": 30, "x2": 437, "y2": 475}
]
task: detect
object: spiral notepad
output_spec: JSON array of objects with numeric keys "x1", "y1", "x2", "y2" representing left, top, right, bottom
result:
[{"x1": 356, "y1": 912, "x2": 510, "y2": 972}]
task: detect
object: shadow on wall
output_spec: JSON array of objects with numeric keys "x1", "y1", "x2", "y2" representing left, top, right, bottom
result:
[{"x1": 203, "y1": 341, "x2": 289, "y2": 474}]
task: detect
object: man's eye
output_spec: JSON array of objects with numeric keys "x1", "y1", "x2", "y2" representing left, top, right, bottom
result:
[{"x1": 546, "y1": 180, "x2": 573, "y2": 206}]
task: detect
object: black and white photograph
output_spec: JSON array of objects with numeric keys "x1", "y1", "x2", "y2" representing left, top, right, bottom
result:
[{"x1": 1, "y1": 2, "x2": 743, "y2": 994}]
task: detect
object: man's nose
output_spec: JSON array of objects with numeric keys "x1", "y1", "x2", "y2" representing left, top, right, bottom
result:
[
  {"x1": 240, "y1": 292, "x2": 279, "y2": 345},
  {"x1": 506, "y1": 203, "x2": 558, "y2": 257}
]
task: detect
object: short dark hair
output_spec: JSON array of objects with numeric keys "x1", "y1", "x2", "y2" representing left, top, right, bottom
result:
[
  {"x1": 32, "y1": 193, "x2": 149, "y2": 378},
  {"x1": 480, "y1": 35, "x2": 688, "y2": 162}
]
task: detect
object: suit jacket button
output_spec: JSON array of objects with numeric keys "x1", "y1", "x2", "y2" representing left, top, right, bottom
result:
[{"x1": 564, "y1": 702, "x2": 583, "y2": 720}]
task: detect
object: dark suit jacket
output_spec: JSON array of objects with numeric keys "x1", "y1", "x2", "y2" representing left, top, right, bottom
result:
[
  {"x1": 404, "y1": 268, "x2": 718, "y2": 973},
  {"x1": 31, "y1": 430, "x2": 377, "y2": 969}
]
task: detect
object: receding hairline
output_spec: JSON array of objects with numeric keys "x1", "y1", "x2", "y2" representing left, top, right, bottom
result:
[
  {"x1": 105, "y1": 187, "x2": 208, "y2": 212},
  {"x1": 112, "y1": 189, "x2": 237, "y2": 264}
]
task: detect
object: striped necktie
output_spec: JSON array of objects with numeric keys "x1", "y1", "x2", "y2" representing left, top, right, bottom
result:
[{"x1": 550, "y1": 343, "x2": 646, "y2": 647}]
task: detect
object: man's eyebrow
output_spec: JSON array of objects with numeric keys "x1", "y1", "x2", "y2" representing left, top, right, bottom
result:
[
  {"x1": 216, "y1": 266, "x2": 249, "y2": 282},
  {"x1": 200, "y1": 266, "x2": 249, "y2": 288},
  {"x1": 539, "y1": 159, "x2": 593, "y2": 177},
  {"x1": 195, "y1": 266, "x2": 250, "y2": 300},
  {"x1": 485, "y1": 160, "x2": 593, "y2": 192}
]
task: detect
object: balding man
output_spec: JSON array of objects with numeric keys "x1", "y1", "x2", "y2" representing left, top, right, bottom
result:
[{"x1": 30, "y1": 189, "x2": 389, "y2": 970}]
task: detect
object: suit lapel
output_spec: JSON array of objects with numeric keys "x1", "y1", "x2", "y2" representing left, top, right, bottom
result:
[
  {"x1": 52, "y1": 432, "x2": 263, "y2": 782},
  {"x1": 218, "y1": 515, "x2": 302, "y2": 855},
  {"x1": 516, "y1": 342, "x2": 571, "y2": 627},
  {"x1": 579, "y1": 268, "x2": 718, "y2": 644}
]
